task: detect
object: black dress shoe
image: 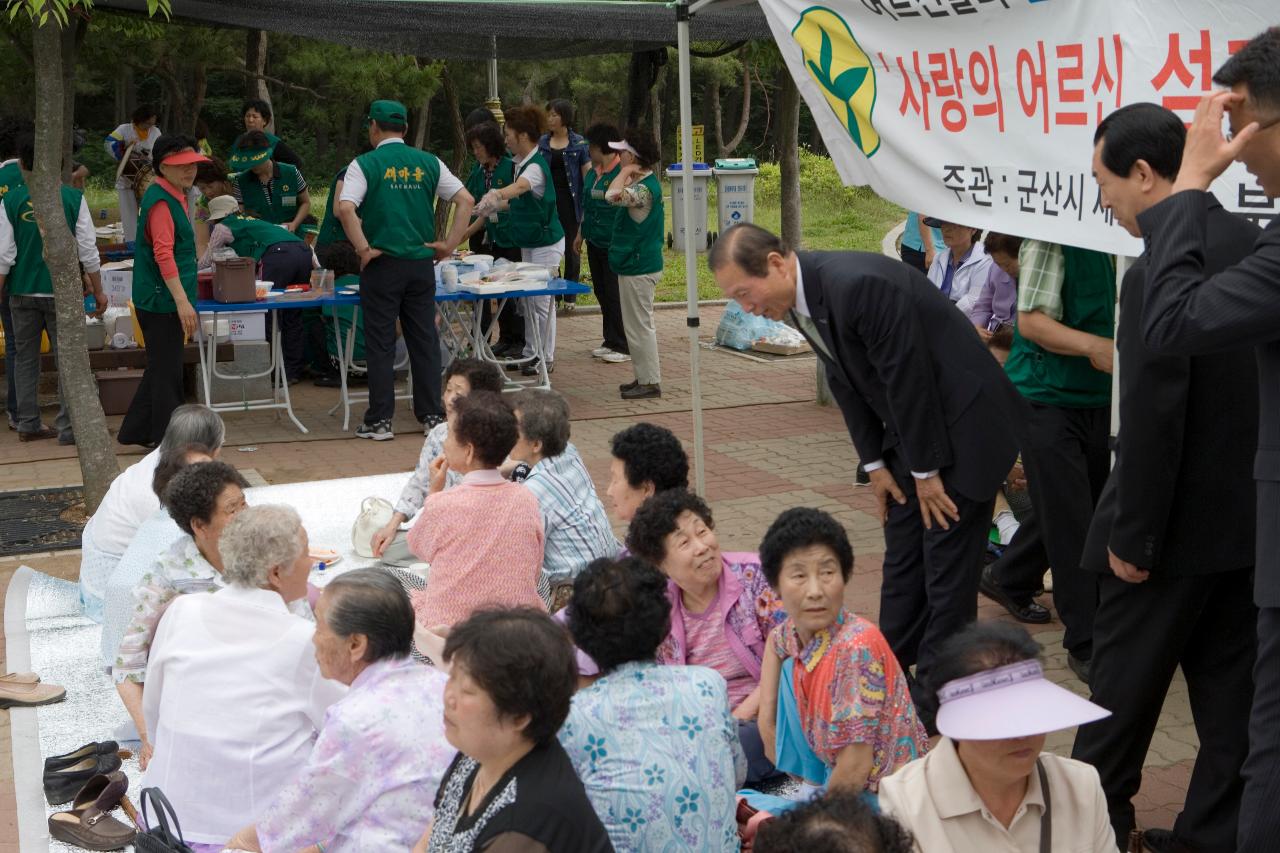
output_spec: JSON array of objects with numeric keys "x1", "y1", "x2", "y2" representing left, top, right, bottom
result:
[
  {"x1": 621, "y1": 383, "x2": 661, "y2": 400},
  {"x1": 1067, "y1": 652, "x2": 1093, "y2": 687},
  {"x1": 619, "y1": 379, "x2": 639, "y2": 392},
  {"x1": 43, "y1": 754, "x2": 122, "y2": 806},
  {"x1": 44, "y1": 741, "x2": 119, "y2": 773},
  {"x1": 979, "y1": 566, "x2": 1051, "y2": 624}
]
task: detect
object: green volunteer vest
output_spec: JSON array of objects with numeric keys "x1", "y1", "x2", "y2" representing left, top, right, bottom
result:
[
  {"x1": 508, "y1": 152, "x2": 564, "y2": 249},
  {"x1": 236, "y1": 162, "x2": 301, "y2": 225},
  {"x1": 220, "y1": 212, "x2": 301, "y2": 261},
  {"x1": 580, "y1": 163, "x2": 622, "y2": 249},
  {"x1": 608, "y1": 172, "x2": 664, "y2": 276},
  {"x1": 133, "y1": 183, "x2": 197, "y2": 312},
  {"x1": 1004, "y1": 246, "x2": 1116, "y2": 408},
  {"x1": 464, "y1": 157, "x2": 516, "y2": 249},
  {"x1": 0, "y1": 160, "x2": 23, "y2": 200},
  {"x1": 315, "y1": 169, "x2": 345, "y2": 248},
  {"x1": 354, "y1": 142, "x2": 441, "y2": 260},
  {"x1": 1, "y1": 184, "x2": 81, "y2": 296}
]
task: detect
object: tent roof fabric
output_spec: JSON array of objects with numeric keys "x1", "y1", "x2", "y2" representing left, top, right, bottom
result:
[{"x1": 95, "y1": 0, "x2": 773, "y2": 59}]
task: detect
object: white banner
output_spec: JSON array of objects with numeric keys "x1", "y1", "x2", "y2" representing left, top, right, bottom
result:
[{"x1": 756, "y1": 0, "x2": 1276, "y2": 255}]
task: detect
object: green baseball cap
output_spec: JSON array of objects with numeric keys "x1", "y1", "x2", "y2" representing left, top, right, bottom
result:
[
  {"x1": 367, "y1": 100, "x2": 409, "y2": 127},
  {"x1": 227, "y1": 134, "x2": 277, "y2": 171}
]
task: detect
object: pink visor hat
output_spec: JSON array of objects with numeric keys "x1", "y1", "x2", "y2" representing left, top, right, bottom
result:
[
  {"x1": 935, "y1": 659, "x2": 1110, "y2": 741},
  {"x1": 161, "y1": 150, "x2": 211, "y2": 167}
]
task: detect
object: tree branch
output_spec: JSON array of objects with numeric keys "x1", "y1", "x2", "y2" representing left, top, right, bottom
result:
[{"x1": 204, "y1": 65, "x2": 326, "y2": 99}]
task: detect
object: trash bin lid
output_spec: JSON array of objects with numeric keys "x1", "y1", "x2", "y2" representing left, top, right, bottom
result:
[
  {"x1": 665, "y1": 162, "x2": 713, "y2": 175},
  {"x1": 713, "y1": 158, "x2": 759, "y2": 173}
]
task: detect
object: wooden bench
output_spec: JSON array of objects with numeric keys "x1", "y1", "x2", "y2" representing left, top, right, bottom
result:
[{"x1": 0, "y1": 341, "x2": 235, "y2": 399}]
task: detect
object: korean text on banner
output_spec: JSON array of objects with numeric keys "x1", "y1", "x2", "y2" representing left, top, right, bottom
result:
[{"x1": 755, "y1": 0, "x2": 1275, "y2": 255}]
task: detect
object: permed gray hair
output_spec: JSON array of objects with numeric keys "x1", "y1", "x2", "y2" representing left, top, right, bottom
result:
[
  {"x1": 513, "y1": 389, "x2": 570, "y2": 459},
  {"x1": 324, "y1": 569, "x2": 416, "y2": 662},
  {"x1": 160, "y1": 404, "x2": 226, "y2": 455},
  {"x1": 219, "y1": 504, "x2": 305, "y2": 589}
]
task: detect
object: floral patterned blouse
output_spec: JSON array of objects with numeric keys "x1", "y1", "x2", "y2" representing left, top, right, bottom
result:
[
  {"x1": 770, "y1": 609, "x2": 928, "y2": 791},
  {"x1": 559, "y1": 661, "x2": 745, "y2": 852}
]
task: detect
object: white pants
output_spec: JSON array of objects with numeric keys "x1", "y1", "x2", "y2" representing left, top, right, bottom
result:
[
  {"x1": 521, "y1": 245, "x2": 563, "y2": 363},
  {"x1": 117, "y1": 185, "x2": 139, "y2": 242}
]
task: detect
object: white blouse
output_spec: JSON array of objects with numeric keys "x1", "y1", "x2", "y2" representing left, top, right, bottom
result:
[{"x1": 142, "y1": 584, "x2": 346, "y2": 846}]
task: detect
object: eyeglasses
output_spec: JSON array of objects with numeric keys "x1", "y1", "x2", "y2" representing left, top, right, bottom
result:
[{"x1": 1226, "y1": 113, "x2": 1280, "y2": 143}]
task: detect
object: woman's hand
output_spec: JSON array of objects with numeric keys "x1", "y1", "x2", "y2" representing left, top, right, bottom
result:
[
  {"x1": 139, "y1": 737, "x2": 154, "y2": 771},
  {"x1": 826, "y1": 743, "x2": 874, "y2": 794},
  {"x1": 371, "y1": 515, "x2": 405, "y2": 558},
  {"x1": 175, "y1": 298, "x2": 198, "y2": 339},
  {"x1": 572, "y1": 232, "x2": 584, "y2": 255},
  {"x1": 428, "y1": 455, "x2": 449, "y2": 494},
  {"x1": 732, "y1": 686, "x2": 762, "y2": 721}
]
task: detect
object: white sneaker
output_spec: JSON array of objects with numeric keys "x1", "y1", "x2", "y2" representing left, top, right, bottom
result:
[
  {"x1": 1042, "y1": 570, "x2": 1054, "y2": 593},
  {"x1": 591, "y1": 346, "x2": 612, "y2": 358},
  {"x1": 600, "y1": 351, "x2": 632, "y2": 363}
]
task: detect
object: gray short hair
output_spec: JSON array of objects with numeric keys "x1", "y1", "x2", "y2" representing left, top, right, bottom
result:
[
  {"x1": 324, "y1": 569, "x2": 415, "y2": 662},
  {"x1": 513, "y1": 389, "x2": 570, "y2": 458},
  {"x1": 160, "y1": 405, "x2": 226, "y2": 455},
  {"x1": 219, "y1": 504, "x2": 305, "y2": 589}
]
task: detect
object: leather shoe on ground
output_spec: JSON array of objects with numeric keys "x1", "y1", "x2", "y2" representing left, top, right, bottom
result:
[
  {"x1": 621, "y1": 383, "x2": 661, "y2": 400},
  {"x1": 48, "y1": 773, "x2": 135, "y2": 853},
  {"x1": 619, "y1": 379, "x2": 639, "y2": 392},
  {"x1": 72, "y1": 771, "x2": 128, "y2": 813},
  {"x1": 1067, "y1": 652, "x2": 1092, "y2": 687},
  {"x1": 522, "y1": 359, "x2": 553, "y2": 376},
  {"x1": 978, "y1": 566, "x2": 1051, "y2": 623},
  {"x1": 1, "y1": 671, "x2": 40, "y2": 685},
  {"x1": 1140, "y1": 828, "x2": 1197, "y2": 853},
  {"x1": 18, "y1": 425, "x2": 57, "y2": 442},
  {"x1": 43, "y1": 754, "x2": 122, "y2": 805},
  {"x1": 0, "y1": 678, "x2": 66, "y2": 710},
  {"x1": 45, "y1": 741, "x2": 119, "y2": 773}
]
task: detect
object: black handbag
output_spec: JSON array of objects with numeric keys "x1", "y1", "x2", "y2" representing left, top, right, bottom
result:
[{"x1": 134, "y1": 787, "x2": 195, "y2": 853}]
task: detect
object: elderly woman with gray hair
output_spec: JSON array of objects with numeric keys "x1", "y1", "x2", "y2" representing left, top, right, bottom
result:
[
  {"x1": 80, "y1": 403, "x2": 226, "y2": 621},
  {"x1": 141, "y1": 505, "x2": 345, "y2": 853}
]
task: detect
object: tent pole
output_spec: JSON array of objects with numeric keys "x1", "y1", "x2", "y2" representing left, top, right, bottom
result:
[{"x1": 677, "y1": 0, "x2": 706, "y2": 496}]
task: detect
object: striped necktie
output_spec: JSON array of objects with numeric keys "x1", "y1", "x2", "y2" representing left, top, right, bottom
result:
[{"x1": 790, "y1": 309, "x2": 833, "y2": 361}]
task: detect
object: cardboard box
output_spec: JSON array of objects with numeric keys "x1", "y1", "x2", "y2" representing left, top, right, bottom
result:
[{"x1": 752, "y1": 340, "x2": 812, "y2": 356}]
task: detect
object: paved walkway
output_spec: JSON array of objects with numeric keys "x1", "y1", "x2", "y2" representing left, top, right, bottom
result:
[{"x1": 0, "y1": 302, "x2": 1196, "y2": 849}]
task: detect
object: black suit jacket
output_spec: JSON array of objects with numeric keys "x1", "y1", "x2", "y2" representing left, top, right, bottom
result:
[
  {"x1": 1139, "y1": 190, "x2": 1280, "y2": 602},
  {"x1": 1084, "y1": 199, "x2": 1259, "y2": 577},
  {"x1": 796, "y1": 251, "x2": 1023, "y2": 501}
]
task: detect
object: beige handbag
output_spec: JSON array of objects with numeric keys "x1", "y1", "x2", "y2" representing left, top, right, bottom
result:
[{"x1": 352, "y1": 496, "x2": 394, "y2": 558}]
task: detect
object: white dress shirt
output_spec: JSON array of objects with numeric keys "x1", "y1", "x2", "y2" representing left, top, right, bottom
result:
[
  {"x1": 142, "y1": 584, "x2": 346, "y2": 845},
  {"x1": 0, "y1": 195, "x2": 102, "y2": 288},
  {"x1": 793, "y1": 256, "x2": 936, "y2": 480},
  {"x1": 879, "y1": 737, "x2": 1114, "y2": 853},
  {"x1": 339, "y1": 137, "x2": 465, "y2": 207},
  {"x1": 89, "y1": 448, "x2": 162, "y2": 555}
]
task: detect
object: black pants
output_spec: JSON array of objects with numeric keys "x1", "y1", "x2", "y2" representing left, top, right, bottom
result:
[
  {"x1": 899, "y1": 245, "x2": 927, "y2": 274},
  {"x1": 877, "y1": 451, "x2": 995, "y2": 726},
  {"x1": 261, "y1": 241, "x2": 314, "y2": 380},
  {"x1": 359, "y1": 255, "x2": 442, "y2": 425},
  {"x1": 118, "y1": 308, "x2": 185, "y2": 447},
  {"x1": 1018, "y1": 402, "x2": 1110, "y2": 658},
  {"x1": 0, "y1": 289, "x2": 16, "y2": 423},
  {"x1": 587, "y1": 239, "x2": 627, "y2": 353},
  {"x1": 480, "y1": 245, "x2": 525, "y2": 349},
  {"x1": 1072, "y1": 568, "x2": 1256, "y2": 852},
  {"x1": 555, "y1": 193, "x2": 581, "y2": 286},
  {"x1": 989, "y1": 504, "x2": 1051, "y2": 602},
  {"x1": 1239, "y1": 604, "x2": 1280, "y2": 853}
]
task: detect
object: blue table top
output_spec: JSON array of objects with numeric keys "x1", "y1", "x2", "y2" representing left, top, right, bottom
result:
[{"x1": 195, "y1": 278, "x2": 590, "y2": 313}]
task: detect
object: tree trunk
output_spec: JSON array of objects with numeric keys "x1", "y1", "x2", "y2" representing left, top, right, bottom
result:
[
  {"x1": 708, "y1": 78, "x2": 723, "y2": 156},
  {"x1": 245, "y1": 30, "x2": 273, "y2": 130},
  {"x1": 437, "y1": 63, "x2": 466, "y2": 237},
  {"x1": 31, "y1": 18, "x2": 119, "y2": 512},
  {"x1": 59, "y1": 19, "x2": 81, "y2": 184},
  {"x1": 412, "y1": 94, "x2": 430, "y2": 149},
  {"x1": 188, "y1": 62, "x2": 208, "y2": 135},
  {"x1": 778, "y1": 70, "x2": 802, "y2": 248},
  {"x1": 722, "y1": 57, "x2": 752, "y2": 155}
]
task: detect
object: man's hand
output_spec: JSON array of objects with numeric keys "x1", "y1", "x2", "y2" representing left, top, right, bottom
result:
[
  {"x1": 283, "y1": 221, "x2": 299, "y2": 233},
  {"x1": 358, "y1": 246, "x2": 383, "y2": 270},
  {"x1": 428, "y1": 454, "x2": 449, "y2": 494},
  {"x1": 572, "y1": 233, "x2": 584, "y2": 255},
  {"x1": 427, "y1": 240, "x2": 455, "y2": 259},
  {"x1": 868, "y1": 467, "x2": 907, "y2": 526},
  {"x1": 1108, "y1": 548, "x2": 1150, "y2": 584},
  {"x1": 91, "y1": 288, "x2": 108, "y2": 318},
  {"x1": 915, "y1": 474, "x2": 960, "y2": 530},
  {"x1": 176, "y1": 299, "x2": 198, "y2": 339},
  {"x1": 1006, "y1": 462, "x2": 1028, "y2": 492},
  {"x1": 975, "y1": 325, "x2": 993, "y2": 343},
  {"x1": 1173, "y1": 91, "x2": 1257, "y2": 194},
  {"x1": 1089, "y1": 338, "x2": 1114, "y2": 374}
]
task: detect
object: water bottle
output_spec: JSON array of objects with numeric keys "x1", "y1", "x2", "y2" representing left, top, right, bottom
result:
[{"x1": 83, "y1": 294, "x2": 96, "y2": 314}]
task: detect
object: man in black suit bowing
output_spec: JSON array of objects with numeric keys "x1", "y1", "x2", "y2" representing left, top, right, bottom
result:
[
  {"x1": 709, "y1": 223, "x2": 1023, "y2": 723},
  {"x1": 1136, "y1": 29, "x2": 1280, "y2": 853},
  {"x1": 1071, "y1": 102, "x2": 1259, "y2": 853}
]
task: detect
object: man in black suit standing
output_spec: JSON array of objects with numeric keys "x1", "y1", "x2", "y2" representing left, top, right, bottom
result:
[
  {"x1": 708, "y1": 223, "x2": 1022, "y2": 725},
  {"x1": 1136, "y1": 29, "x2": 1280, "y2": 853},
  {"x1": 1072, "y1": 102, "x2": 1259, "y2": 853}
]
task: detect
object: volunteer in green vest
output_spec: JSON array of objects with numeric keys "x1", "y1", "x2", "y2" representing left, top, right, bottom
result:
[
  {"x1": 0, "y1": 135, "x2": 104, "y2": 444},
  {"x1": 314, "y1": 167, "x2": 348, "y2": 250},
  {"x1": 229, "y1": 130, "x2": 311, "y2": 232},
  {"x1": 242, "y1": 99, "x2": 304, "y2": 170},
  {"x1": 576, "y1": 122, "x2": 626, "y2": 363},
  {"x1": 984, "y1": 238, "x2": 1115, "y2": 683},
  {"x1": 458, "y1": 120, "x2": 524, "y2": 358},
  {"x1": 337, "y1": 99, "x2": 475, "y2": 441},
  {"x1": 203, "y1": 194, "x2": 315, "y2": 382},
  {"x1": 118, "y1": 134, "x2": 211, "y2": 448},
  {"x1": 476, "y1": 104, "x2": 564, "y2": 378},
  {"x1": 0, "y1": 115, "x2": 32, "y2": 431},
  {"x1": 606, "y1": 128, "x2": 665, "y2": 400}
]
